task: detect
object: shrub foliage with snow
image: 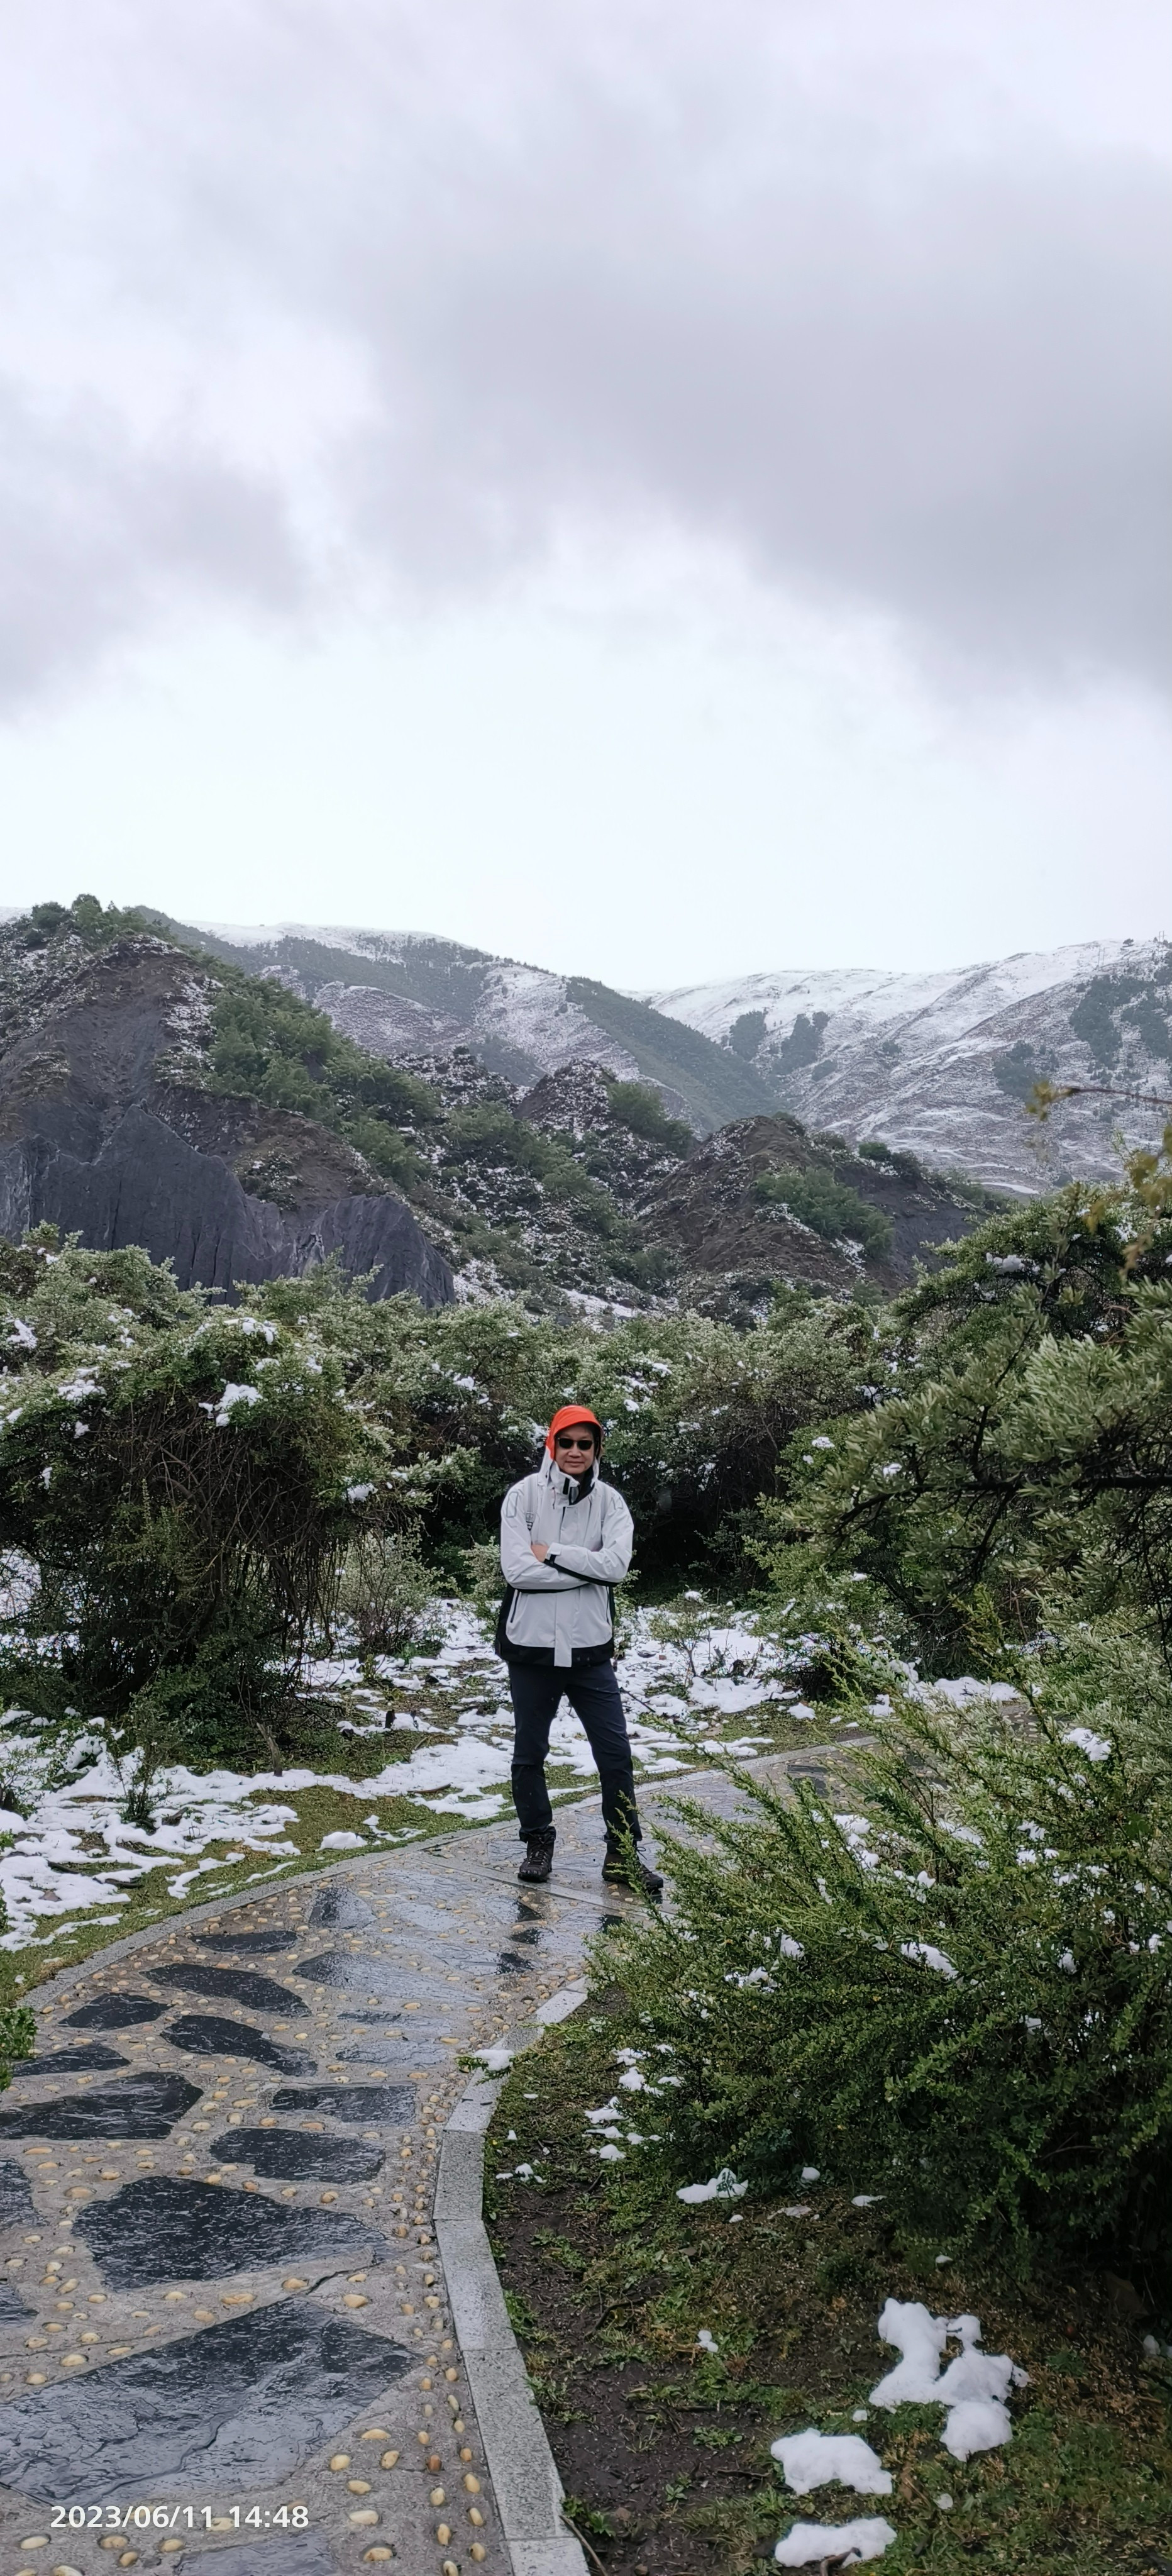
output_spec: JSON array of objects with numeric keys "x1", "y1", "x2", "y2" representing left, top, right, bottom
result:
[{"x1": 600, "y1": 1685, "x2": 1172, "y2": 2292}]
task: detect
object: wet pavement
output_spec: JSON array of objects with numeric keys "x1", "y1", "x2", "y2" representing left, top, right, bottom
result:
[{"x1": 0, "y1": 1744, "x2": 854, "y2": 2574}]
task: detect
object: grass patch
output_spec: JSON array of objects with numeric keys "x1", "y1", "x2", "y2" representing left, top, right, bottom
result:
[{"x1": 485, "y1": 2010, "x2": 1172, "y2": 2575}]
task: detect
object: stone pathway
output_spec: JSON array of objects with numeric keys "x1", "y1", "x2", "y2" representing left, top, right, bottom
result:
[{"x1": 0, "y1": 1747, "x2": 848, "y2": 2576}]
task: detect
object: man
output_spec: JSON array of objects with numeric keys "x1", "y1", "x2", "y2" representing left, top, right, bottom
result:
[{"x1": 497, "y1": 1404, "x2": 663, "y2": 1892}]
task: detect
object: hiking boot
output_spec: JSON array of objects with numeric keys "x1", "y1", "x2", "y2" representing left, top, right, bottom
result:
[
  {"x1": 517, "y1": 1833, "x2": 555, "y2": 1884},
  {"x1": 602, "y1": 1846, "x2": 664, "y2": 1897}
]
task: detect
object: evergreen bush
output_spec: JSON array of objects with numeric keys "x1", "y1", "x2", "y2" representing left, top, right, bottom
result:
[{"x1": 600, "y1": 1683, "x2": 1172, "y2": 2293}]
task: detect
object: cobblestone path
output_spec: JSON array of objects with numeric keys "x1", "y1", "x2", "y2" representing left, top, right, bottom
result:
[{"x1": 0, "y1": 1750, "x2": 838, "y2": 2576}]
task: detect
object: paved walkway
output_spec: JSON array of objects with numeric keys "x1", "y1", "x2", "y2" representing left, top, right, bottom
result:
[{"x1": 0, "y1": 1745, "x2": 849, "y2": 2576}]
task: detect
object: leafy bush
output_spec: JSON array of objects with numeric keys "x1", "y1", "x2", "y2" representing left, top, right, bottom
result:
[
  {"x1": 604, "y1": 1080, "x2": 694, "y2": 1156},
  {"x1": 0, "y1": 1236, "x2": 386, "y2": 1760},
  {"x1": 755, "y1": 1166, "x2": 893, "y2": 1262},
  {"x1": 765, "y1": 1148, "x2": 1172, "y2": 1672},
  {"x1": 335, "y1": 1526, "x2": 434, "y2": 1661},
  {"x1": 601, "y1": 1685, "x2": 1172, "y2": 2294}
]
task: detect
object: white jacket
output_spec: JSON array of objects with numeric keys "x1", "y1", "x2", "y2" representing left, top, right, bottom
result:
[{"x1": 499, "y1": 1457, "x2": 633, "y2": 1668}]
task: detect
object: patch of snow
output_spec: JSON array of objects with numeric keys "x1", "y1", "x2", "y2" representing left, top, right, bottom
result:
[
  {"x1": 1061, "y1": 1726, "x2": 1112, "y2": 1762},
  {"x1": 774, "y1": 2515, "x2": 897, "y2": 2565},
  {"x1": 771, "y1": 2431, "x2": 892, "y2": 2499},
  {"x1": 320, "y1": 1829, "x2": 366, "y2": 1850},
  {"x1": 870, "y1": 2301, "x2": 1026, "y2": 2460},
  {"x1": 677, "y1": 2167, "x2": 748, "y2": 2206}
]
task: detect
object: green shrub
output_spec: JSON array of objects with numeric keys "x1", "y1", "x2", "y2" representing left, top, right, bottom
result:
[
  {"x1": 764, "y1": 1156, "x2": 1172, "y2": 1672},
  {"x1": 604, "y1": 1080, "x2": 694, "y2": 1155},
  {"x1": 755, "y1": 1166, "x2": 893, "y2": 1262},
  {"x1": 600, "y1": 1685, "x2": 1172, "y2": 2293}
]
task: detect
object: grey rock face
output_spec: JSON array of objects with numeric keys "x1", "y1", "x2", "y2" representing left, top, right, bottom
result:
[
  {"x1": 0, "y1": 1105, "x2": 453, "y2": 1304},
  {"x1": 0, "y1": 2297, "x2": 410, "y2": 2500},
  {"x1": 75, "y1": 2174, "x2": 382, "y2": 2286}
]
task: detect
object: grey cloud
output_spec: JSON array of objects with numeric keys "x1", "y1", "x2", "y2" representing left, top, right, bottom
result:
[
  {"x1": 334, "y1": 121, "x2": 1171, "y2": 687},
  {"x1": 1, "y1": 0, "x2": 1169, "y2": 699},
  {"x1": 0, "y1": 380, "x2": 303, "y2": 706}
]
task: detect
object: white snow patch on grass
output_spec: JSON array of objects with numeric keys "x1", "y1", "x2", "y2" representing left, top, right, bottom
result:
[
  {"x1": 774, "y1": 2515, "x2": 896, "y2": 2565},
  {"x1": 771, "y1": 2430, "x2": 892, "y2": 2498}
]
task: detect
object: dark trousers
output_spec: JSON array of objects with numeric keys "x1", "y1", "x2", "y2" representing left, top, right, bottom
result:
[{"x1": 507, "y1": 1659, "x2": 641, "y2": 1846}]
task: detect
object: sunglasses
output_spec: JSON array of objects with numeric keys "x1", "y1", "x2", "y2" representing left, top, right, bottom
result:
[{"x1": 555, "y1": 1435, "x2": 597, "y2": 1452}]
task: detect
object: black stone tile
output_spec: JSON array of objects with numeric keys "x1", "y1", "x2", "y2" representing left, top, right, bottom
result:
[
  {"x1": 0, "y1": 2296, "x2": 410, "y2": 2501},
  {"x1": 0, "y1": 2160, "x2": 35, "y2": 2228},
  {"x1": 290, "y1": 1950, "x2": 380, "y2": 1989},
  {"x1": 195, "y1": 1929, "x2": 299, "y2": 1953},
  {"x1": 0, "y1": 2073, "x2": 201, "y2": 2141},
  {"x1": 338, "y1": 2010, "x2": 400, "y2": 2023},
  {"x1": 0, "y1": 2282, "x2": 33, "y2": 2319},
  {"x1": 294, "y1": 1951, "x2": 447, "y2": 2002},
  {"x1": 75, "y1": 2175, "x2": 383, "y2": 2287},
  {"x1": 269, "y1": 2083, "x2": 415, "y2": 2126},
  {"x1": 165, "y1": 2014, "x2": 315, "y2": 2077},
  {"x1": 152, "y1": 1963, "x2": 305, "y2": 2011},
  {"x1": 64, "y1": 1994, "x2": 163, "y2": 2031},
  {"x1": 308, "y1": 1884, "x2": 375, "y2": 1929},
  {"x1": 10, "y1": 2041, "x2": 128, "y2": 2079},
  {"x1": 176, "y1": 2540, "x2": 338, "y2": 2576},
  {"x1": 213, "y1": 2128, "x2": 384, "y2": 2182}
]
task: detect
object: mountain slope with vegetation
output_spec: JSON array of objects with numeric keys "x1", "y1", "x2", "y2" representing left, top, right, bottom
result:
[{"x1": 0, "y1": 899, "x2": 994, "y2": 1317}]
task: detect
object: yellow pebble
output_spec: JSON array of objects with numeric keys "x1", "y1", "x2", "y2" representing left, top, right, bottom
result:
[
  {"x1": 463, "y1": 2473, "x2": 482, "y2": 2494},
  {"x1": 341, "y1": 2293, "x2": 368, "y2": 2308},
  {"x1": 443, "y1": 2561, "x2": 459, "y2": 2576},
  {"x1": 429, "y1": 2486, "x2": 446, "y2": 2507},
  {"x1": 435, "y1": 2530, "x2": 451, "y2": 2548},
  {"x1": 361, "y1": 2426, "x2": 390, "y2": 2439},
  {"x1": 160, "y1": 2547, "x2": 184, "y2": 2558},
  {"x1": 363, "y1": 2555, "x2": 394, "y2": 2567},
  {"x1": 472, "y1": 2548, "x2": 487, "y2": 2564},
  {"x1": 347, "y1": 2480, "x2": 371, "y2": 2495},
  {"x1": 283, "y1": 2275, "x2": 308, "y2": 2288},
  {"x1": 380, "y1": 2448, "x2": 400, "y2": 2468},
  {"x1": 445, "y1": 2366, "x2": 458, "y2": 2380},
  {"x1": 347, "y1": 2509, "x2": 379, "y2": 2526},
  {"x1": 470, "y1": 2507, "x2": 485, "y2": 2526},
  {"x1": 328, "y1": 2452, "x2": 351, "y2": 2470}
]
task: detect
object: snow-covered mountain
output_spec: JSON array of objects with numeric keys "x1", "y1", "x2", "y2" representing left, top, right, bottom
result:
[
  {"x1": 177, "y1": 919, "x2": 1172, "y2": 1193},
  {"x1": 182, "y1": 919, "x2": 778, "y2": 1134},
  {"x1": 644, "y1": 939, "x2": 1172, "y2": 1194}
]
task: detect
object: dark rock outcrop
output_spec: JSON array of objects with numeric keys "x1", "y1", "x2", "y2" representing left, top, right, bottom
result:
[{"x1": 0, "y1": 932, "x2": 453, "y2": 1304}]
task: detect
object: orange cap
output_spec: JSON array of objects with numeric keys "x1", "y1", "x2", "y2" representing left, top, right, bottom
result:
[{"x1": 546, "y1": 1404, "x2": 604, "y2": 1458}]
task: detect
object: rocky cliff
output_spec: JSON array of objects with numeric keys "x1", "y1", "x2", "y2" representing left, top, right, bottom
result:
[{"x1": 0, "y1": 921, "x2": 453, "y2": 1305}]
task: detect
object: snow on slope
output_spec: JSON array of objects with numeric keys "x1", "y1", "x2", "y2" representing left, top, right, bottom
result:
[
  {"x1": 643, "y1": 941, "x2": 1136, "y2": 1049},
  {"x1": 644, "y1": 938, "x2": 1172, "y2": 1195}
]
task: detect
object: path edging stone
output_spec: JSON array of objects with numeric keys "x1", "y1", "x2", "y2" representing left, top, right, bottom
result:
[{"x1": 437, "y1": 1984, "x2": 590, "y2": 2576}]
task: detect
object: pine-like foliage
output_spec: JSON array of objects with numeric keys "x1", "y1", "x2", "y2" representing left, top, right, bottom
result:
[{"x1": 600, "y1": 1689, "x2": 1172, "y2": 2294}]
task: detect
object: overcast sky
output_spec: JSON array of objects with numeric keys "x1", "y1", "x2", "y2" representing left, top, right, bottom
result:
[{"x1": 0, "y1": 0, "x2": 1168, "y2": 985}]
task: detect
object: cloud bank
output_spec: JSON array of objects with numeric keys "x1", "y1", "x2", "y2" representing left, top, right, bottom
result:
[{"x1": 1, "y1": 0, "x2": 1168, "y2": 706}]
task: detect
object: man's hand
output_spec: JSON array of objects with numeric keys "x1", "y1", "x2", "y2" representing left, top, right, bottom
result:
[{"x1": 531, "y1": 1541, "x2": 550, "y2": 1562}]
